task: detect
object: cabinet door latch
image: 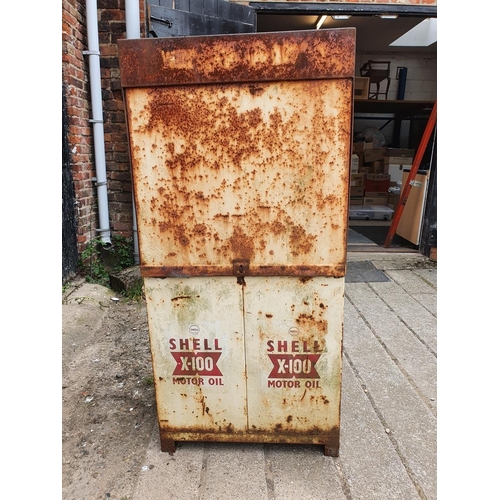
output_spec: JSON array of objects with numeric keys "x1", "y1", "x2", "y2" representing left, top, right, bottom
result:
[{"x1": 232, "y1": 259, "x2": 249, "y2": 276}]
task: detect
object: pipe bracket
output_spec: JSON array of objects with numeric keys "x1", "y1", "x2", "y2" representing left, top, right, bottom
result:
[{"x1": 83, "y1": 50, "x2": 100, "y2": 56}]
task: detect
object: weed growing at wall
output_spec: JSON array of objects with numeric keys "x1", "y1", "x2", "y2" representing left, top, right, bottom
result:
[{"x1": 79, "y1": 235, "x2": 135, "y2": 288}]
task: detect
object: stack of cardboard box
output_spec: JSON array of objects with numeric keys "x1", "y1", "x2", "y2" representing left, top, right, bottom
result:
[
  {"x1": 384, "y1": 148, "x2": 415, "y2": 210},
  {"x1": 349, "y1": 142, "x2": 414, "y2": 209}
]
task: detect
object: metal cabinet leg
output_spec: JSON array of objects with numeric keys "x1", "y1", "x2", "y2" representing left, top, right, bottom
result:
[
  {"x1": 324, "y1": 443, "x2": 339, "y2": 457},
  {"x1": 160, "y1": 435, "x2": 177, "y2": 455}
]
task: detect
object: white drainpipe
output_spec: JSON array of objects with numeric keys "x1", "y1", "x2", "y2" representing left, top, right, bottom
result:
[
  {"x1": 126, "y1": 0, "x2": 141, "y2": 39},
  {"x1": 84, "y1": 0, "x2": 111, "y2": 245},
  {"x1": 125, "y1": 0, "x2": 141, "y2": 264}
]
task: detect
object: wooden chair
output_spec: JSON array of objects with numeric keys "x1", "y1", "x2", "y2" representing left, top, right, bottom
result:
[{"x1": 360, "y1": 60, "x2": 391, "y2": 100}]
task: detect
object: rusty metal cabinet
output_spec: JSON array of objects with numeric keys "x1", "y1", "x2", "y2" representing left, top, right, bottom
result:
[{"x1": 118, "y1": 29, "x2": 355, "y2": 456}]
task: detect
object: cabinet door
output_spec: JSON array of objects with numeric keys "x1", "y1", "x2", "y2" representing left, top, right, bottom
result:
[
  {"x1": 127, "y1": 77, "x2": 351, "y2": 277},
  {"x1": 144, "y1": 277, "x2": 247, "y2": 433},
  {"x1": 243, "y1": 276, "x2": 345, "y2": 435}
]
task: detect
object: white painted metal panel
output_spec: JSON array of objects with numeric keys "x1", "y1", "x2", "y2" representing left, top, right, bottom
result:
[
  {"x1": 243, "y1": 276, "x2": 345, "y2": 433},
  {"x1": 126, "y1": 79, "x2": 351, "y2": 276},
  {"x1": 144, "y1": 277, "x2": 247, "y2": 433}
]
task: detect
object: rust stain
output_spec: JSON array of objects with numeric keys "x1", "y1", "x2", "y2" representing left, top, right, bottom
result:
[
  {"x1": 295, "y1": 313, "x2": 328, "y2": 335},
  {"x1": 309, "y1": 395, "x2": 330, "y2": 405},
  {"x1": 118, "y1": 30, "x2": 355, "y2": 88},
  {"x1": 229, "y1": 226, "x2": 255, "y2": 261},
  {"x1": 289, "y1": 224, "x2": 315, "y2": 256},
  {"x1": 171, "y1": 295, "x2": 191, "y2": 302},
  {"x1": 159, "y1": 427, "x2": 340, "y2": 447}
]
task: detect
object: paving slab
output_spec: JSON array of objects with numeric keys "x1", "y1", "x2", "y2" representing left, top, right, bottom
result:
[
  {"x1": 345, "y1": 260, "x2": 390, "y2": 283},
  {"x1": 200, "y1": 443, "x2": 268, "y2": 500},
  {"x1": 412, "y1": 268, "x2": 437, "y2": 287},
  {"x1": 369, "y1": 280, "x2": 437, "y2": 355},
  {"x1": 265, "y1": 444, "x2": 344, "y2": 500},
  {"x1": 346, "y1": 282, "x2": 437, "y2": 412},
  {"x1": 384, "y1": 269, "x2": 437, "y2": 295},
  {"x1": 343, "y1": 299, "x2": 437, "y2": 499},
  {"x1": 132, "y1": 434, "x2": 205, "y2": 500},
  {"x1": 338, "y1": 359, "x2": 421, "y2": 500},
  {"x1": 347, "y1": 252, "x2": 434, "y2": 269}
]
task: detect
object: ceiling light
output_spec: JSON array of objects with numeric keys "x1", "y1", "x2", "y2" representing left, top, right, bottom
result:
[
  {"x1": 316, "y1": 15, "x2": 327, "y2": 29},
  {"x1": 332, "y1": 15, "x2": 351, "y2": 20},
  {"x1": 379, "y1": 15, "x2": 399, "y2": 19}
]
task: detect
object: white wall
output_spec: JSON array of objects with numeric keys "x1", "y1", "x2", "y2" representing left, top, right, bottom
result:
[
  {"x1": 357, "y1": 52, "x2": 437, "y2": 100},
  {"x1": 354, "y1": 52, "x2": 437, "y2": 147}
]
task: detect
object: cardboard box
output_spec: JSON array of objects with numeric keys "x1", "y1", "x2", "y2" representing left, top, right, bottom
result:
[
  {"x1": 384, "y1": 148, "x2": 414, "y2": 165},
  {"x1": 358, "y1": 166, "x2": 371, "y2": 174},
  {"x1": 396, "y1": 170, "x2": 429, "y2": 245},
  {"x1": 354, "y1": 77, "x2": 369, "y2": 100},
  {"x1": 364, "y1": 191, "x2": 388, "y2": 198},
  {"x1": 350, "y1": 174, "x2": 365, "y2": 187},
  {"x1": 363, "y1": 196, "x2": 388, "y2": 206},
  {"x1": 356, "y1": 151, "x2": 364, "y2": 166},
  {"x1": 349, "y1": 197, "x2": 364, "y2": 206},
  {"x1": 371, "y1": 160, "x2": 384, "y2": 174},
  {"x1": 349, "y1": 205, "x2": 394, "y2": 221},
  {"x1": 351, "y1": 154, "x2": 359, "y2": 174},
  {"x1": 387, "y1": 192, "x2": 401, "y2": 210},
  {"x1": 350, "y1": 186, "x2": 364, "y2": 197},
  {"x1": 352, "y1": 142, "x2": 364, "y2": 155},
  {"x1": 385, "y1": 163, "x2": 405, "y2": 183},
  {"x1": 364, "y1": 147, "x2": 386, "y2": 163},
  {"x1": 352, "y1": 142, "x2": 372, "y2": 154},
  {"x1": 352, "y1": 141, "x2": 373, "y2": 154},
  {"x1": 365, "y1": 173, "x2": 390, "y2": 193},
  {"x1": 429, "y1": 247, "x2": 437, "y2": 262}
]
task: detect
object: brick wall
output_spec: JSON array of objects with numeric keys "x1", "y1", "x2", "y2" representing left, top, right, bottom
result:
[
  {"x1": 62, "y1": 0, "x2": 94, "y2": 253},
  {"x1": 62, "y1": 0, "x2": 146, "y2": 255}
]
